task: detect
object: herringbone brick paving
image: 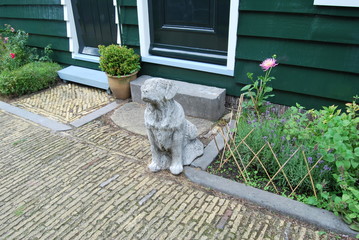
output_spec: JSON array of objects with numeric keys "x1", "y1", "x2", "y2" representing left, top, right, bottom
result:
[
  {"x1": 12, "y1": 84, "x2": 114, "y2": 123},
  {"x1": 0, "y1": 110, "x2": 351, "y2": 239}
]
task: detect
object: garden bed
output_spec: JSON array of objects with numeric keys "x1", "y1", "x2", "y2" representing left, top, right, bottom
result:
[{"x1": 202, "y1": 94, "x2": 358, "y2": 236}]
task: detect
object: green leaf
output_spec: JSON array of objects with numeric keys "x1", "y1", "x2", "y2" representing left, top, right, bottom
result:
[
  {"x1": 241, "y1": 85, "x2": 251, "y2": 91},
  {"x1": 316, "y1": 183, "x2": 323, "y2": 191},
  {"x1": 305, "y1": 196, "x2": 318, "y2": 206},
  {"x1": 354, "y1": 147, "x2": 359, "y2": 157}
]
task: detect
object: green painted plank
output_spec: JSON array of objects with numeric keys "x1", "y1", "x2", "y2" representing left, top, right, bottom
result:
[
  {"x1": 236, "y1": 36, "x2": 359, "y2": 74},
  {"x1": 0, "y1": 18, "x2": 66, "y2": 37},
  {"x1": 234, "y1": 60, "x2": 358, "y2": 102},
  {"x1": 0, "y1": 0, "x2": 60, "y2": 5},
  {"x1": 119, "y1": 0, "x2": 137, "y2": 7},
  {"x1": 120, "y1": 6, "x2": 138, "y2": 25},
  {"x1": 140, "y1": 62, "x2": 347, "y2": 109},
  {"x1": 121, "y1": 25, "x2": 140, "y2": 46},
  {"x1": 52, "y1": 51, "x2": 100, "y2": 69},
  {"x1": 27, "y1": 35, "x2": 69, "y2": 51},
  {"x1": 240, "y1": 0, "x2": 359, "y2": 17},
  {"x1": 270, "y1": 89, "x2": 347, "y2": 110},
  {"x1": 0, "y1": 6, "x2": 63, "y2": 20},
  {"x1": 238, "y1": 12, "x2": 359, "y2": 45}
]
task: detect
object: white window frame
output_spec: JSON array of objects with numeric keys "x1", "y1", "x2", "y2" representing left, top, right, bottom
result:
[
  {"x1": 137, "y1": 0, "x2": 239, "y2": 76},
  {"x1": 61, "y1": 0, "x2": 121, "y2": 63},
  {"x1": 314, "y1": 0, "x2": 359, "y2": 7}
]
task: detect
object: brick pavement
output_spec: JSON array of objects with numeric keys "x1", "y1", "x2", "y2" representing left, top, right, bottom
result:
[
  {"x1": 12, "y1": 84, "x2": 115, "y2": 123},
  {"x1": 0, "y1": 110, "x2": 352, "y2": 239}
]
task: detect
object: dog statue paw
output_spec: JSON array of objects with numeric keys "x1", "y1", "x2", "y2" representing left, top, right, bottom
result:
[
  {"x1": 141, "y1": 78, "x2": 204, "y2": 175},
  {"x1": 169, "y1": 164, "x2": 183, "y2": 175}
]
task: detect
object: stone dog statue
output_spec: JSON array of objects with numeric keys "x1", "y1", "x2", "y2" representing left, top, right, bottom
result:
[{"x1": 141, "y1": 78, "x2": 204, "y2": 175}]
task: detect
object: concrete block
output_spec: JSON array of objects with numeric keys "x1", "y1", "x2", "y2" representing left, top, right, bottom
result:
[
  {"x1": 58, "y1": 66, "x2": 109, "y2": 91},
  {"x1": 131, "y1": 75, "x2": 226, "y2": 121}
]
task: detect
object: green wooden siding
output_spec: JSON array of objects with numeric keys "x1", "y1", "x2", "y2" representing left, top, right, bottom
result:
[
  {"x1": 0, "y1": 0, "x2": 96, "y2": 69},
  {"x1": 0, "y1": 0, "x2": 358, "y2": 109},
  {"x1": 119, "y1": 0, "x2": 359, "y2": 108}
]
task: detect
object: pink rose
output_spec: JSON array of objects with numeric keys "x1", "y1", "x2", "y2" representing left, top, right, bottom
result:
[
  {"x1": 10, "y1": 53, "x2": 16, "y2": 59},
  {"x1": 259, "y1": 58, "x2": 278, "y2": 71}
]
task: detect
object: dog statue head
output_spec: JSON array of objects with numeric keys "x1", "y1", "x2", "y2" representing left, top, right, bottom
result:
[{"x1": 141, "y1": 78, "x2": 178, "y2": 105}]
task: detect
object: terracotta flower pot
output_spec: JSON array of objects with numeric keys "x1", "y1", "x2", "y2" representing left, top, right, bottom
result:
[{"x1": 107, "y1": 71, "x2": 138, "y2": 99}]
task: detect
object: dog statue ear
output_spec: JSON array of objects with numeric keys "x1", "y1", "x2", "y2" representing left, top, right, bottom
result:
[{"x1": 164, "y1": 81, "x2": 178, "y2": 100}]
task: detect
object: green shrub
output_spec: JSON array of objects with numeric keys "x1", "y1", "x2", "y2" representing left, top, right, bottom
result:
[
  {"x1": 0, "y1": 61, "x2": 61, "y2": 96},
  {"x1": 98, "y1": 44, "x2": 140, "y2": 76}
]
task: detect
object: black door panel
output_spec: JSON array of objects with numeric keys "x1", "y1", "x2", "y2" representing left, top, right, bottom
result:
[
  {"x1": 149, "y1": 0, "x2": 230, "y2": 65},
  {"x1": 72, "y1": 0, "x2": 117, "y2": 56}
]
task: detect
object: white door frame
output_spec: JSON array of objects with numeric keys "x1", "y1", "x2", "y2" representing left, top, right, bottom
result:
[
  {"x1": 61, "y1": 0, "x2": 121, "y2": 63},
  {"x1": 137, "y1": 0, "x2": 239, "y2": 76}
]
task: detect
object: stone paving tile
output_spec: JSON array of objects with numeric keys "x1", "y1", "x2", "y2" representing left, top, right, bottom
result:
[
  {"x1": 12, "y1": 83, "x2": 115, "y2": 123},
  {"x1": 0, "y1": 111, "x2": 353, "y2": 240}
]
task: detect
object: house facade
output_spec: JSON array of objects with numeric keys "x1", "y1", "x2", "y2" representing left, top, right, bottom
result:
[{"x1": 1, "y1": 0, "x2": 358, "y2": 108}]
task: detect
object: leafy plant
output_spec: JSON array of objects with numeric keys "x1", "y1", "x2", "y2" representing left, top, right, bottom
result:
[
  {"x1": 241, "y1": 55, "x2": 278, "y2": 117},
  {"x1": 282, "y1": 98, "x2": 359, "y2": 230},
  {"x1": 0, "y1": 61, "x2": 61, "y2": 96},
  {"x1": 0, "y1": 24, "x2": 53, "y2": 72},
  {"x1": 98, "y1": 44, "x2": 141, "y2": 76}
]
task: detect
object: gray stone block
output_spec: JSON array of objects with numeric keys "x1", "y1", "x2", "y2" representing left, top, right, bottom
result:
[
  {"x1": 131, "y1": 75, "x2": 226, "y2": 121},
  {"x1": 58, "y1": 66, "x2": 109, "y2": 91}
]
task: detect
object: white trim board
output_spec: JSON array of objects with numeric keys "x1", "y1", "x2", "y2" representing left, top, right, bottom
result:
[
  {"x1": 61, "y1": 0, "x2": 121, "y2": 62},
  {"x1": 136, "y1": 0, "x2": 239, "y2": 76},
  {"x1": 314, "y1": 0, "x2": 359, "y2": 7}
]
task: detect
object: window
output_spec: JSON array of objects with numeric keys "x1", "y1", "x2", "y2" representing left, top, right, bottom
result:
[
  {"x1": 314, "y1": 0, "x2": 359, "y2": 7},
  {"x1": 137, "y1": 0, "x2": 239, "y2": 76}
]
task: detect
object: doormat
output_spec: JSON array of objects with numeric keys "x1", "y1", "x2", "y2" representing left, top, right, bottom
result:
[{"x1": 12, "y1": 83, "x2": 115, "y2": 123}]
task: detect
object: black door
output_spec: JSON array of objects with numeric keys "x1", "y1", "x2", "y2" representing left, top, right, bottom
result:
[
  {"x1": 72, "y1": 0, "x2": 117, "y2": 56},
  {"x1": 148, "y1": 0, "x2": 230, "y2": 65}
]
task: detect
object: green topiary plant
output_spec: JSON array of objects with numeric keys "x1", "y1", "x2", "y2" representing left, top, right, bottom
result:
[
  {"x1": 98, "y1": 44, "x2": 141, "y2": 76},
  {"x1": 0, "y1": 61, "x2": 61, "y2": 97}
]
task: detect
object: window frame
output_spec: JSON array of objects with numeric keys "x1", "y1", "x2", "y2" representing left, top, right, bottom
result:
[
  {"x1": 314, "y1": 0, "x2": 359, "y2": 7},
  {"x1": 137, "y1": 0, "x2": 239, "y2": 76}
]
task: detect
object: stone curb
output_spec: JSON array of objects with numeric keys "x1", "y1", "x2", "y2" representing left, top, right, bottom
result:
[
  {"x1": 0, "y1": 101, "x2": 72, "y2": 132},
  {"x1": 70, "y1": 101, "x2": 120, "y2": 127},
  {"x1": 186, "y1": 121, "x2": 358, "y2": 238}
]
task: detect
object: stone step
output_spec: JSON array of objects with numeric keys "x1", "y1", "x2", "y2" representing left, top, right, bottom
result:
[
  {"x1": 57, "y1": 66, "x2": 109, "y2": 92},
  {"x1": 130, "y1": 75, "x2": 226, "y2": 121}
]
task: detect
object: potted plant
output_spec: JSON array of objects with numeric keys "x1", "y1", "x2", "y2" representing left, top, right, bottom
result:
[{"x1": 98, "y1": 44, "x2": 141, "y2": 99}]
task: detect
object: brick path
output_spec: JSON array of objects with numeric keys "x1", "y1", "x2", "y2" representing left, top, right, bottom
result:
[
  {"x1": 13, "y1": 84, "x2": 114, "y2": 123},
  {"x1": 0, "y1": 110, "x2": 351, "y2": 239}
]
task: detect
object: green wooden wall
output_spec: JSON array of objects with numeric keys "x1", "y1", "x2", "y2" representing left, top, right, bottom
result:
[
  {"x1": 1, "y1": 0, "x2": 358, "y2": 108},
  {"x1": 0, "y1": 0, "x2": 98, "y2": 69},
  {"x1": 119, "y1": 0, "x2": 359, "y2": 108}
]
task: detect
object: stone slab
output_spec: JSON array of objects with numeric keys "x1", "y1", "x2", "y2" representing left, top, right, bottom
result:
[
  {"x1": 110, "y1": 102, "x2": 213, "y2": 136},
  {"x1": 130, "y1": 75, "x2": 226, "y2": 121},
  {"x1": 0, "y1": 101, "x2": 72, "y2": 132},
  {"x1": 58, "y1": 66, "x2": 109, "y2": 91},
  {"x1": 184, "y1": 167, "x2": 358, "y2": 238},
  {"x1": 70, "y1": 101, "x2": 120, "y2": 128}
]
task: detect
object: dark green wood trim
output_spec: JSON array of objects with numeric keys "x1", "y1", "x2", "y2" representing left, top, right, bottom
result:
[
  {"x1": 238, "y1": 12, "x2": 359, "y2": 45},
  {"x1": 119, "y1": 0, "x2": 136, "y2": 7},
  {"x1": 0, "y1": 0, "x2": 61, "y2": 5},
  {"x1": 0, "y1": 6, "x2": 64, "y2": 20},
  {"x1": 120, "y1": 6, "x2": 138, "y2": 25},
  {"x1": 121, "y1": 25, "x2": 140, "y2": 46},
  {"x1": 240, "y1": 0, "x2": 359, "y2": 17},
  {"x1": 236, "y1": 36, "x2": 359, "y2": 74}
]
